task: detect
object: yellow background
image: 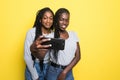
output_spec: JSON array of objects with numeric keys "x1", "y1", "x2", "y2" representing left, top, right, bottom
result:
[{"x1": 0, "y1": 0, "x2": 120, "y2": 80}]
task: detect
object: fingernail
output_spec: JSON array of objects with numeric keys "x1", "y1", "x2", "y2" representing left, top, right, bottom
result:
[
  {"x1": 49, "y1": 44, "x2": 52, "y2": 47},
  {"x1": 48, "y1": 38, "x2": 51, "y2": 40}
]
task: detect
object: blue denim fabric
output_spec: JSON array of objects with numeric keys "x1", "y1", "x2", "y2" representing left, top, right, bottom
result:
[
  {"x1": 25, "y1": 61, "x2": 49, "y2": 80},
  {"x1": 46, "y1": 65, "x2": 74, "y2": 80}
]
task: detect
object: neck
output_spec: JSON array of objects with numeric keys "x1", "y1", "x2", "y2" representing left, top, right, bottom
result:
[
  {"x1": 59, "y1": 30, "x2": 68, "y2": 39},
  {"x1": 59, "y1": 30, "x2": 67, "y2": 35},
  {"x1": 59, "y1": 29, "x2": 67, "y2": 33},
  {"x1": 41, "y1": 27, "x2": 51, "y2": 34}
]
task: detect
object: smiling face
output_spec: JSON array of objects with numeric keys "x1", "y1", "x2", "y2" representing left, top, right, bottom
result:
[
  {"x1": 41, "y1": 11, "x2": 53, "y2": 29},
  {"x1": 58, "y1": 13, "x2": 70, "y2": 31}
]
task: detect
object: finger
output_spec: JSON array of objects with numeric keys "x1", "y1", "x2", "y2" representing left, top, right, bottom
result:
[
  {"x1": 40, "y1": 38, "x2": 51, "y2": 44},
  {"x1": 36, "y1": 35, "x2": 44, "y2": 41},
  {"x1": 36, "y1": 44, "x2": 52, "y2": 49},
  {"x1": 35, "y1": 36, "x2": 45, "y2": 45},
  {"x1": 38, "y1": 48, "x2": 48, "y2": 51}
]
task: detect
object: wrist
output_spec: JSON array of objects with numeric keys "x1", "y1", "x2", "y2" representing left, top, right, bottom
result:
[{"x1": 62, "y1": 70, "x2": 67, "y2": 75}]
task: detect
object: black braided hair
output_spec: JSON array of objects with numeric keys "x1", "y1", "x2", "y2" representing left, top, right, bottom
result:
[
  {"x1": 53, "y1": 8, "x2": 70, "y2": 61},
  {"x1": 31, "y1": 7, "x2": 54, "y2": 71}
]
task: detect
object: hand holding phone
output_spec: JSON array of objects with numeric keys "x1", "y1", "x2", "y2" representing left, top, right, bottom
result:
[{"x1": 41, "y1": 37, "x2": 65, "y2": 50}]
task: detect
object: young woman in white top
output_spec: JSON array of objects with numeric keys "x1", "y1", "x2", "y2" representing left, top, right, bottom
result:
[
  {"x1": 46, "y1": 8, "x2": 81, "y2": 80},
  {"x1": 24, "y1": 7, "x2": 54, "y2": 80}
]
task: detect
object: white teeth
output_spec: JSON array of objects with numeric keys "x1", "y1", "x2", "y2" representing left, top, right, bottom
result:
[{"x1": 62, "y1": 25, "x2": 66, "y2": 28}]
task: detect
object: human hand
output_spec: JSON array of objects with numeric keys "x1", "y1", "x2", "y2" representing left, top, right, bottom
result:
[
  {"x1": 57, "y1": 71, "x2": 67, "y2": 80},
  {"x1": 30, "y1": 35, "x2": 51, "y2": 60},
  {"x1": 35, "y1": 35, "x2": 51, "y2": 49}
]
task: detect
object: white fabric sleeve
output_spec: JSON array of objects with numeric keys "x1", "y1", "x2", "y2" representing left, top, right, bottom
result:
[
  {"x1": 72, "y1": 32, "x2": 79, "y2": 42},
  {"x1": 24, "y1": 30, "x2": 39, "y2": 80}
]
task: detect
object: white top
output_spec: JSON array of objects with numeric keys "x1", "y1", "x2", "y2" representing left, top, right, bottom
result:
[
  {"x1": 24, "y1": 27, "x2": 54, "y2": 80},
  {"x1": 50, "y1": 31, "x2": 79, "y2": 66}
]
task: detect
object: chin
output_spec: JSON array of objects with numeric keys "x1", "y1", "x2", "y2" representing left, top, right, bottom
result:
[{"x1": 59, "y1": 29, "x2": 65, "y2": 32}]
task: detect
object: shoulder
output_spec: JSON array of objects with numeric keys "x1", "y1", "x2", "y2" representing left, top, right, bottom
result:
[
  {"x1": 68, "y1": 31, "x2": 79, "y2": 42},
  {"x1": 25, "y1": 27, "x2": 36, "y2": 40},
  {"x1": 68, "y1": 31, "x2": 78, "y2": 36},
  {"x1": 26, "y1": 27, "x2": 36, "y2": 35},
  {"x1": 27, "y1": 27, "x2": 35, "y2": 33}
]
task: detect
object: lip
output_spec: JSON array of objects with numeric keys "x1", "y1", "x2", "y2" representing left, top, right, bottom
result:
[
  {"x1": 60, "y1": 26, "x2": 66, "y2": 30},
  {"x1": 60, "y1": 25, "x2": 67, "y2": 28},
  {"x1": 62, "y1": 25, "x2": 66, "y2": 28},
  {"x1": 46, "y1": 23, "x2": 52, "y2": 26}
]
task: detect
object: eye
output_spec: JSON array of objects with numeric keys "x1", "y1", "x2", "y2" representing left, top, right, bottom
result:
[
  {"x1": 59, "y1": 18, "x2": 64, "y2": 21},
  {"x1": 49, "y1": 17, "x2": 53, "y2": 20},
  {"x1": 65, "y1": 19, "x2": 69, "y2": 22},
  {"x1": 43, "y1": 17, "x2": 47, "y2": 19}
]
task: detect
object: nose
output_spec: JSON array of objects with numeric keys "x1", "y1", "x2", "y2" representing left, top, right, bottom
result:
[{"x1": 47, "y1": 18, "x2": 50, "y2": 22}]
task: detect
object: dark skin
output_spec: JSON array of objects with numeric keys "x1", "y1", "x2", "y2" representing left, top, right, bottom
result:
[
  {"x1": 30, "y1": 11, "x2": 53, "y2": 61},
  {"x1": 30, "y1": 36, "x2": 51, "y2": 80},
  {"x1": 30, "y1": 11, "x2": 53, "y2": 80},
  {"x1": 30, "y1": 35, "x2": 51, "y2": 60},
  {"x1": 56, "y1": 13, "x2": 81, "y2": 80},
  {"x1": 57, "y1": 42, "x2": 80, "y2": 80}
]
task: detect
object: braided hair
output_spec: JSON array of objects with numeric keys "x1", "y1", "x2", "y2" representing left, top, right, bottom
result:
[
  {"x1": 32, "y1": 7, "x2": 54, "y2": 70},
  {"x1": 53, "y1": 8, "x2": 70, "y2": 61}
]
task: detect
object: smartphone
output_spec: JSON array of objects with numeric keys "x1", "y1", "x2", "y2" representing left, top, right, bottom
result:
[{"x1": 41, "y1": 38, "x2": 65, "y2": 50}]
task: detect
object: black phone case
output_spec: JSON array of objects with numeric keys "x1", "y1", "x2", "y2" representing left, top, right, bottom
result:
[{"x1": 41, "y1": 38, "x2": 65, "y2": 50}]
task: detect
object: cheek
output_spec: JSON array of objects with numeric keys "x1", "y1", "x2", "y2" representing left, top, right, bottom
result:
[
  {"x1": 66, "y1": 21, "x2": 69, "y2": 25},
  {"x1": 41, "y1": 19, "x2": 46, "y2": 23},
  {"x1": 59, "y1": 21, "x2": 63, "y2": 25},
  {"x1": 51, "y1": 20, "x2": 53, "y2": 23}
]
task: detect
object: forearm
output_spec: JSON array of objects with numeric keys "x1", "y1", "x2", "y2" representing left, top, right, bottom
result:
[
  {"x1": 63, "y1": 55, "x2": 80, "y2": 74},
  {"x1": 57, "y1": 53, "x2": 80, "y2": 80},
  {"x1": 30, "y1": 38, "x2": 50, "y2": 60},
  {"x1": 30, "y1": 41, "x2": 38, "y2": 53}
]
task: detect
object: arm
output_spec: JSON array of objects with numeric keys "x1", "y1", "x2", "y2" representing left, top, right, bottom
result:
[
  {"x1": 24, "y1": 31, "x2": 39, "y2": 80},
  {"x1": 57, "y1": 42, "x2": 81, "y2": 80},
  {"x1": 30, "y1": 36, "x2": 51, "y2": 60}
]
